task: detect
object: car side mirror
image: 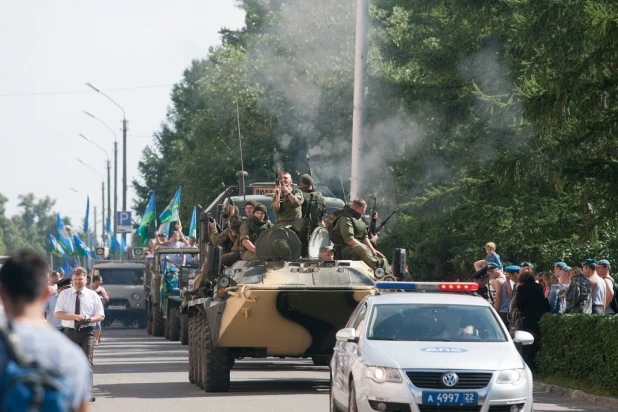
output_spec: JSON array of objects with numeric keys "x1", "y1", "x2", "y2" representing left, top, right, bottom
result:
[
  {"x1": 336, "y1": 328, "x2": 359, "y2": 343},
  {"x1": 513, "y1": 330, "x2": 534, "y2": 346}
]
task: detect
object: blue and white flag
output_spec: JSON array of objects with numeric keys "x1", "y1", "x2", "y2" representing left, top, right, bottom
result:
[{"x1": 56, "y1": 214, "x2": 74, "y2": 254}]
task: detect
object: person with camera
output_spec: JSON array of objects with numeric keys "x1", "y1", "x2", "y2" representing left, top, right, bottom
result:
[{"x1": 55, "y1": 267, "x2": 105, "y2": 401}]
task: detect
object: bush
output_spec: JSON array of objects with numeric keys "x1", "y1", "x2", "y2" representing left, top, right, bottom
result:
[{"x1": 537, "y1": 314, "x2": 618, "y2": 389}]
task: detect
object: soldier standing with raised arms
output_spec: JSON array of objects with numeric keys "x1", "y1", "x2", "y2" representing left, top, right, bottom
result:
[{"x1": 272, "y1": 171, "x2": 304, "y2": 228}]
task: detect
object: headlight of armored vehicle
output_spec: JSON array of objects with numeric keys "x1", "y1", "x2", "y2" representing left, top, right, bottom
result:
[
  {"x1": 224, "y1": 267, "x2": 235, "y2": 277},
  {"x1": 218, "y1": 276, "x2": 232, "y2": 288},
  {"x1": 131, "y1": 293, "x2": 140, "y2": 300},
  {"x1": 374, "y1": 267, "x2": 386, "y2": 279}
]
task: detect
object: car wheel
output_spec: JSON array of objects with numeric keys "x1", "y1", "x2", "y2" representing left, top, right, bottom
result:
[{"x1": 349, "y1": 381, "x2": 358, "y2": 412}]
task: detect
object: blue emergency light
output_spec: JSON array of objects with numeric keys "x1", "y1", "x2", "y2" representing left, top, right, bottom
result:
[{"x1": 375, "y1": 282, "x2": 479, "y2": 292}]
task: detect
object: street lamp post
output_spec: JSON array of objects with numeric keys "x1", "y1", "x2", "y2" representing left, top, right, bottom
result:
[
  {"x1": 79, "y1": 133, "x2": 111, "y2": 232},
  {"x1": 83, "y1": 111, "x2": 119, "y2": 237},
  {"x1": 350, "y1": 0, "x2": 369, "y2": 199},
  {"x1": 76, "y1": 159, "x2": 105, "y2": 247},
  {"x1": 85, "y1": 83, "x2": 128, "y2": 245}
]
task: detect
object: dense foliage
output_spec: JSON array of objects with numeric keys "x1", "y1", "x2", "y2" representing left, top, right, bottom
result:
[
  {"x1": 133, "y1": 0, "x2": 618, "y2": 279},
  {"x1": 538, "y1": 314, "x2": 618, "y2": 392},
  {"x1": 0, "y1": 193, "x2": 70, "y2": 256}
]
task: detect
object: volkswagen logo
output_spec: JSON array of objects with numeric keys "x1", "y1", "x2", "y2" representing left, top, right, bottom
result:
[{"x1": 442, "y1": 372, "x2": 459, "y2": 387}]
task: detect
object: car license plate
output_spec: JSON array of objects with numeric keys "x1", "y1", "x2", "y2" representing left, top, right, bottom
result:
[
  {"x1": 108, "y1": 305, "x2": 126, "y2": 310},
  {"x1": 422, "y1": 392, "x2": 477, "y2": 405}
]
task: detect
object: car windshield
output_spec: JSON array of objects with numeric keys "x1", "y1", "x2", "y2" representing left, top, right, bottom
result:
[
  {"x1": 97, "y1": 269, "x2": 144, "y2": 286},
  {"x1": 367, "y1": 303, "x2": 507, "y2": 342}
]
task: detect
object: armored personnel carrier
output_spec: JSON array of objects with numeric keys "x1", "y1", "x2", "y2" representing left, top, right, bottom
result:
[{"x1": 186, "y1": 221, "x2": 388, "y2": 392}]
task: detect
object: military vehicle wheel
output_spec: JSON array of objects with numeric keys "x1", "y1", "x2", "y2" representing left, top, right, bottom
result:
[
  {"x1": 196, "y1": 316, "x2": 205, "y2": 389},
  {"x1": 312, "y1": 355, "x2": 331, "y2": 366},
  {"x1": 146, "y1": 302, "x2": 152, "y2": 335},
  {"x1": 164, "y1": 317, "x2": 170, "y2": 339},
  {"x1": 169, "y1": 308, "x2": 181, "y2": 341},
  {"x1": 188, "y1": 316, "x2": 196, "y2": 384},
  {"x1": 180, "y1": 313, "x2": 189, "y2": 345},
  {"x1": 153, "y1": 306, "x2": 165, "y2": 337},
  {"x1": 200, "y1": 315, "x2": 230, "y2": 392}
]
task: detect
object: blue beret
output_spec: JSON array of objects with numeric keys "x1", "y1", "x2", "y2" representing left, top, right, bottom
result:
[
  {"x1": 505, "y1": 265, "x2": 521, "y2": 273},
  {"x1": 486, "y1": 262, "x2": 500, "y2": 269},
  {"x1": 598, "y1": 259, "x2": 610, "y2": 267},
  {"x1": 554, "y1": 262, "x2": 567, "y2": 269},
  {"x1": 169, "y1": 267, "x2": 178, "y2": 272},
  {"x1": 581, "y1": 258, "x2": 597, "y2": 265},
  {"x1": 563, "y1": 265, "x2": 572, "y2": 271},
  {"x1": 520, "y1": 262, "x2": 534, "y2": 268}
]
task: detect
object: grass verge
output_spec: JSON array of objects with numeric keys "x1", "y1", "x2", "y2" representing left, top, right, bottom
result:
[{"x1": 536, "y1": 374, "x2": 618, "y2": 398}]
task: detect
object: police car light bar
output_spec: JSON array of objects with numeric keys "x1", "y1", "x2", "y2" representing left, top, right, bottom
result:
[{"x1": 375, "y1": 282, "x2": 479, "y2": 292}]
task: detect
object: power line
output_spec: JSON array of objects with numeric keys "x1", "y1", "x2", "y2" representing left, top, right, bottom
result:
[{"x1": 0, "y1": 83, "x2": 173, "y2": 97}]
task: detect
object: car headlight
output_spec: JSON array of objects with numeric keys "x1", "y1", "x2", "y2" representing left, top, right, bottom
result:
[
  {"x1": 365, "y1": 366, "x2": 402, "y2": 383},
  {"x1": 224, "y1": 268, "x2": 235, "y2": 277},
  {"x1": 496, "y1": 369, "x2": 526, "y2": 384},
  {"x1": 131, "y1": 293, "x2": 140, "y2": 301}
]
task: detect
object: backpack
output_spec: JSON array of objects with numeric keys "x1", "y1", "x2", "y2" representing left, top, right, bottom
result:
[{"x1": 0, "y1": 324, "x2": 74, "y2": 412}]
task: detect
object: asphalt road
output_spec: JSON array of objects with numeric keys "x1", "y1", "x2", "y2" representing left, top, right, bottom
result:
[{"x1": 90, "y1": 328, "x2": 614, "y2": 412}]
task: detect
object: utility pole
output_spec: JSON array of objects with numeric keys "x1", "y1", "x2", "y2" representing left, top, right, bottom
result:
[
  {"x1": 114, "y1": 140, "x2": 118, "y2": 236},
  {"x1": 107, "y1": 160, "x2": 111, "y2": 230},
  {"x1": 94, "y1": 206, "x2": 98, "y2": 247},
  {"x1": 122, "y1": 118, "x2": 128, "y2": 246},
  {"x1": 101, "y1": 181, "x2": 105, "y2": 245},
  {"x1": 350, "y1": 0, "x2": 369, "y2": 200}
]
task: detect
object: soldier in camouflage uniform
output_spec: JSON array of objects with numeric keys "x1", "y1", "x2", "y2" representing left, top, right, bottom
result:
[
  {"x1": 272, "y1": 171, "x2": 304, "y2": 228},
  {"x1": 331, "y1": 198, "x2": 389, "y2": 270},
  {"x1": 239, "y1": 203, "x2": 272, "y2": 260},
  {"x1": 209, "y1": 215, "x2": 242, "y2": 267},
  {"x1": 299, "y1": 174, "x2": 326, "y2": 231}
]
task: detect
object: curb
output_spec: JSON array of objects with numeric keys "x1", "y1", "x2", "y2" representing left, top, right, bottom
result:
[{"x1": 535, "y1": 381, "x2": 618, "y2": 410}]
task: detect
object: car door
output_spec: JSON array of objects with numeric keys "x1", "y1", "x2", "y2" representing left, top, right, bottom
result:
[{"x1": 333, "y1": 300, "x2": 368, "y2": 406}]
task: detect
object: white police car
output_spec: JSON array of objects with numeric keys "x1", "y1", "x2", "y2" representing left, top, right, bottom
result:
[{"x1": 329, "y1": 282, "x2": 535, "y2": 412}]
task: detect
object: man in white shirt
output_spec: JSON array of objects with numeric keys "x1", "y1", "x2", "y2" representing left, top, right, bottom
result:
[{"x1": 55, "y1": 267, "x2": 105, "y2": 400}]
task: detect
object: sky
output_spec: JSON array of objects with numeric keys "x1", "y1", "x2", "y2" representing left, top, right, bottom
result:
[{"x1": 0, "y1": 1, "x2": 246, "y2": 233}]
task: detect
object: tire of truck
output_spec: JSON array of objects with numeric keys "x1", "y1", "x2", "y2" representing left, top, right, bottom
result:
[
  {"x1": 164, "y1": 317, "x2": 170, "y2": 340},
  {"x1": 180, "y1": 313, "x2": 189, "y2": 345},
  {"x1": 188, "y1": 315, "x2": 196, "y2": 384},
  {"x1": 200, "y1": 314, "x2": 230, "y2": 392},
  {"x1": 311, "y1": 355, "x2": 332, "y2": 366},
  {"x1": 146, "y1": 302, "x2": 152, "y2": 335},
  {"x1": 153, "y1": 306, "x2": 165, "y2": 337},
  {"x1": 169, "y1": 308, "x2": 181, "y2": 341},
  {"x1": 197, "y1": 316, "x2": 205, "y2": 389}
]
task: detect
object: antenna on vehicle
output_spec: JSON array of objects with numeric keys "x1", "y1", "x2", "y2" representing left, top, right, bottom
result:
[
  {"x1": 234, "y1": 57, "x2": 247, "y2": 205},
  {"x1": 339, "y1": 175, "x2": 348, "y2": 203}
]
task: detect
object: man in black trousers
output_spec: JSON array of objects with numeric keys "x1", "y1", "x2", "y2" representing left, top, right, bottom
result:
[{"x1": 55, "y1": 266, "x2": 105, "y2": 401}]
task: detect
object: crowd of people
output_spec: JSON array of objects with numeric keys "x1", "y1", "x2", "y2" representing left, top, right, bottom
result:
[{"x1": 472, "y1": 242, "x2": 617, "y2": 370}]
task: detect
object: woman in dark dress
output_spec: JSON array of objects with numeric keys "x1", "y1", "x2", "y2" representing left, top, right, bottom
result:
[{"x1": 515, "y1": 271, "x2": 550, "y2": 371}]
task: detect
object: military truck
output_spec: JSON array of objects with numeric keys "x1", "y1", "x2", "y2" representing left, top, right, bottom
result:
[
  {"x1": 91, "y1": 262, "x2": 147, "y2": 328},
  {"x1": 185, "y1": 186, "x2": 395, "y2": 392},
  {"x1": 145, "y1": 247, "x2": 199, "y2": 342}
]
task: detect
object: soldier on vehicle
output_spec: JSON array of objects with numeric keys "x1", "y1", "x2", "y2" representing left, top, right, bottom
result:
[
  {"x1": 330, "y1": 198, "x2": 389, "y2": 271},
  {"x1": 210, "y1": 215, "x2": 243, "y2": 267},
  {"x1": 239, "y1": 203, "x2": 272, "y2": 260},
  {"x1": 272, "y1": 171, "x2": 304, "y2": 228},
  {"x1": 299, "y1": 174, "x2": 326, "y2": 229},
  {"x1": 319, "y1": 245, "x2": 335, "y2": 261}
]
